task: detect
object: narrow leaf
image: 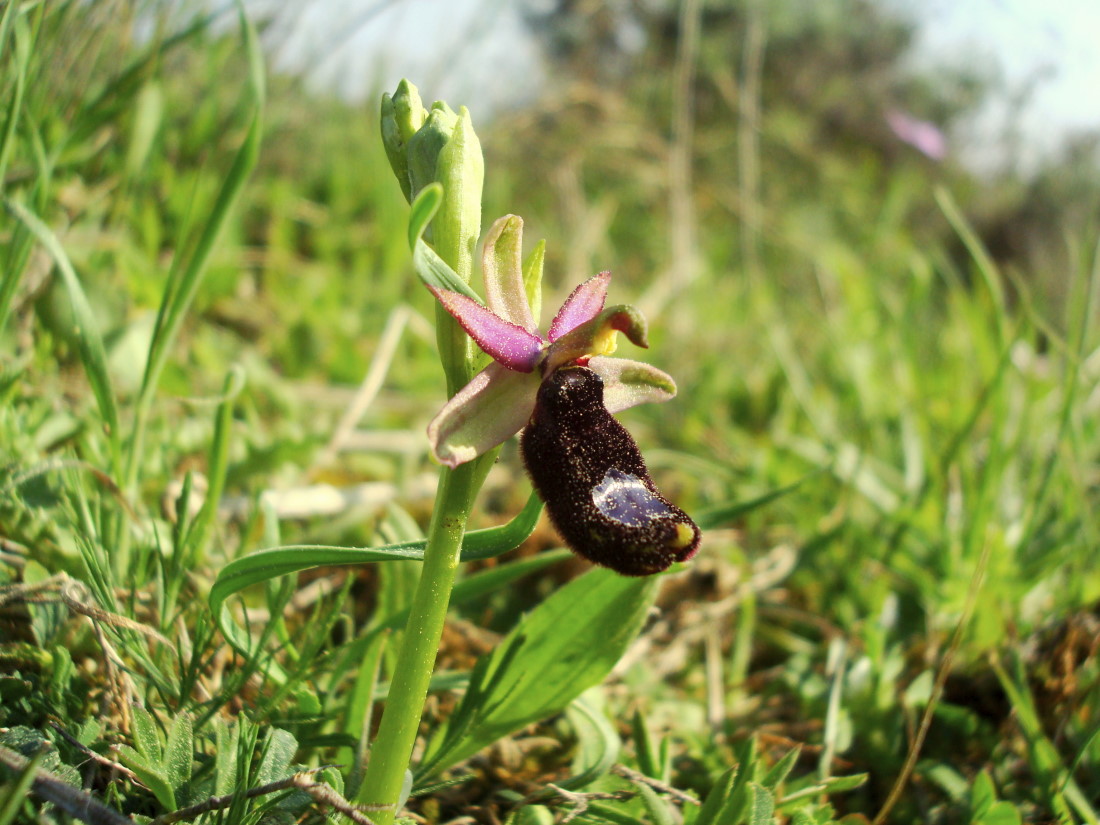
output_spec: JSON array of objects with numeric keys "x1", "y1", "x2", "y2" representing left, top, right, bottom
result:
[
  {"x1": 3, "y1": 199, "x2": 120, "y2": 469},
  {"x1": 0, "y1": 749, "x2": 44, "y2": 825},
  {"x1": 129, "y1": 8, "x2": 264, "y2": 493},
  {"x1": 557, "y1": 692, "x2": 620, "y2": 790},
  {"x1": 408, "y1": 184, "x2": 481, "y2": 301},
  {"x1": 418, "y1": 567, "x2": 659, "y2": 776},
  {"x1": 185, "y1": 366, "x2": 243, "y2": 564},
  {"x1": 696, "y1": 766, "x2": 739, "y2": 825},
  {"x1": 130, "y1": 706, "x2": 162, "y2": 762},
  {"x1": 631, "y1": 710, "x2": 662, "y2": 781},
  {"x1": 214, "y1": 718, "x2": 240, "y2": 797},
  {"x1": 163, "y1": 712, "x2": 194, "y2": 791},
  {"x1": 748, "y1": 783, "x2": 775, "y2": 825},
  {"x1": 344, "y1": 630, "x2": 389, "y2": 798},
  {"x1": 638, "y1": 784, "x2": 677, "y2": 825},
  {"x1": 695, "y1": 473, "x2": 818, "y2": 530},
  {"x1": 209, "y1": 492, "x2": 544, "y2": 674},
  {"x1": 761, "y1": 747, "x2": 800, "y2": 791}
]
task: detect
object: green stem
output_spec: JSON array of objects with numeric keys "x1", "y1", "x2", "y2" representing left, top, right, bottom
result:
[{"x1": 356, "y1": 457, "x2": 483, "y2": 822}]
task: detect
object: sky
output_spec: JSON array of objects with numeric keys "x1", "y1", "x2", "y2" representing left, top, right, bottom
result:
[
  {"x1": 244, "y1": 0, "x2": 545, "y2": 114},
  {"x1": 220, "y1": 0, "x2": 1098, "y2": 174},
  {"x1": 898, "y1": 0, "x2": 1100, "y2": 171}
]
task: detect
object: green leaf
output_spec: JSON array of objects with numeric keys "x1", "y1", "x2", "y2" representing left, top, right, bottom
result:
[
  {"x1": 185, "y1": 366, "x2": 244, "y2": 566},
  {"x1": 343, "y1": 631, "x2": 389, "y2": 799},
  {"x1": 631, "y1": 710, "x2": 662, "y2": 781},
  {"x1": 116, "y1": 744, "x2": 175, "y2": 810},
  {"x1": 163, "y1": 712, "x2": 194, "y2": 791},
  {"x1": 585, "y1": 801, "x2": 652, "y2": 825},
  {"x1": 638, "y1": 784, "x2": 677, "y2": 825},
  {"x1": 130, "y1": 706, "x2": 163, "y2": 762},
  {"x1": 780, "y1": 772, "x2": 867, "y2": 806},
  {"x1": 209, "y1": 490, "x2": 543, "y2": 666},
  {"x1": 977, "y1": 801, "x2": 1024, "y2": 825},
  {"x1": 126, "y1": 7, "x2": 264, "y2": 502},
  {"x1": 719, "y1": 738, "x2": 760, "y2": 824},
  {"x1": 448, "y1": 548, "x2": 571, "y2": 604},
  {"x1": 256, "y1": 728, "x2": 298, "y2": 787},
  {"x1": 214, "y1": 718, "x2": 240, "y2": 797},
  {"x1": 417, "y1": 567, "x2": 659, "y2": 778},
  {"x1": 748, "y1": 783, "x2": 776, "y2": 825},
  {"x1": 0, "y1": 11, "x2": 33, "y2": 335},
  {"x1": 970, "y1": 769, "x2": 996, "y2": 818},
  {"x1": 124, "y1": 82, "x2": 164, "y2": 179},
  {"x1": 761, "y1": 747, "x2": 800, "y2": 790},
  {"x1": 818, "y1": 773, "x2": 867, "y2": 793},
  {"x1": 504, "y1": 805, "x2": 555, "y2": 825},
  {"x1": 696, "y1": 766, "x2": 739, "y2": 825}
]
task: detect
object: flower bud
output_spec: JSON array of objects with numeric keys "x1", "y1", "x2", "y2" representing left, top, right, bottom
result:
[
  {"x1": 380, "y1": 80, "x2": 426, "y2": 202},
  {"x1": 382, "y1": 82, "x2": 486, "y2": 392},
  {"x1": 406, "y1": 102, "x2": 459, "y2": 202},
  {"x1": 432, "y1": 107, "x2": 483, "y2": 287}
]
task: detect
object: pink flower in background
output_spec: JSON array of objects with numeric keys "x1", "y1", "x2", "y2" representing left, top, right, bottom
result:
[{"x1": 887, "y1": 110, "x2": 947, "y2": 160}]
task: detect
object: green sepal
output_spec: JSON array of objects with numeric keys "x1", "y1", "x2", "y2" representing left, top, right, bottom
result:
[
  {"x1": 380, "y1": 95, "x2": 409, "y2": 202},
  {"x1": 406, "y1": 101, "x2": 458, "y2": 205},
  {"x1": 522, "y1": 239, "x2": 546, "y2": 328}
]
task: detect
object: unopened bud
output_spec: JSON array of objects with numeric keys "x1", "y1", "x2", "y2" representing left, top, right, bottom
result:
[{"x1": 380, "y1": 80, "x2": 427, "y2": 202}]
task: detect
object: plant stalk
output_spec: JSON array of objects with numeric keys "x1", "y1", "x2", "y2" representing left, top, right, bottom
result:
[{"x1": 356, "y1": 457, "x2": 482, "y2": 822}]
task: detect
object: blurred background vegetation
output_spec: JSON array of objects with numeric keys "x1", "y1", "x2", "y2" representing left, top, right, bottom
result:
[{"x1": 3, "y1": 0, "x2": 1100, "y2": 822}]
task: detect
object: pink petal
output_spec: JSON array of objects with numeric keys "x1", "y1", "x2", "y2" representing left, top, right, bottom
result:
[
  {"x1": 483, "y1": 215, "x2": 538, "y2": 333},
  {"x1": 548, "y1": 271, "x2": 611, "y2": 342},
  {"x1": 427, "y1": 361, "x2": 540, "y2": 467},
  {"x1": 886, "y1": 110, "x2": 947, "y2": 161},
  {"x1": 588, "y1": 356, "x2": 677, "y2": 413},
  {"x1": 429, "y1": 287, "x2": 544, "y2": 372}
]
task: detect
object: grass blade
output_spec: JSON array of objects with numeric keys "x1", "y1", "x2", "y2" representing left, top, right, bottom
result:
[
  {"x1": 3, "y1": 198, "x2": 121, "y2": 473},
  {"x1": 186, "y1": 366, "x2": 245, "y2": 565},
  {"x1": 127, "y1": 8, "x2": 265, "y2": 493},
  {"x1": 695, "y1": 471, "x2": 819, "y2": 529},
  {"x1": 558, "y1": 692, "x2": 621, "y2": 790},
  {"x1": 0, "y1": 5, "x2": 30, "y2": 194}
]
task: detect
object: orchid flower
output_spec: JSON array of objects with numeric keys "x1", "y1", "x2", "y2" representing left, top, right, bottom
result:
[
  {"x1": 521, "y1": 365, "x2": 701, "y2": 576},
  {"x1": 426, "y1": 215, "x2": 678, "y2": 468}
]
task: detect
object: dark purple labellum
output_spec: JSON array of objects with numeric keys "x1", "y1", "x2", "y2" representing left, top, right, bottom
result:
[{"x1": 520, "y1": 366, "x2": 701, "y2": 576}]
